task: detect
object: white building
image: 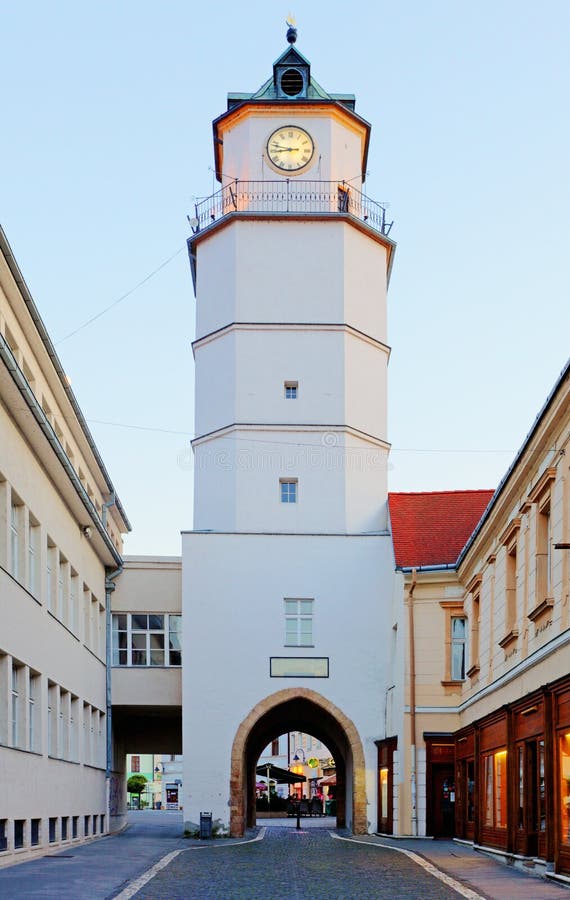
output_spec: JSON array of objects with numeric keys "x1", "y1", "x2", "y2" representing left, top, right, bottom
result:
[
  {"x1": 0, "y1": 226, "x2": 130, "y2": 864},
  {"x1": 182, "y1": 32, "x2": 396, "y2": 836}
]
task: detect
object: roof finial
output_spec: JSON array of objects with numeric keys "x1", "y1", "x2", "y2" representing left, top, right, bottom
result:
[{"x1": 286, "y1": 13, "x2": 297, "y2": 44}]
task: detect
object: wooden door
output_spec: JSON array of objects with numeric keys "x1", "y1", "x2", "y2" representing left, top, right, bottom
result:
[{"x1": 430, "y1": 765, "x2": 456, "y2": 837}]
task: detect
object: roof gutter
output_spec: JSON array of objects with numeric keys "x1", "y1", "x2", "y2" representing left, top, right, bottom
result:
[
  {"x1": 398, "y1": 563, "x2": 458, "y2": 574},
  {"x1": 0, "y1": 226, "x2": 131, "y2": 533}
]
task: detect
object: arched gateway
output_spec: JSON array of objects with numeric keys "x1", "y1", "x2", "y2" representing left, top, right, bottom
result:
[{"x1": 230, "y1": 688, "x2": 367, "y2": 836}]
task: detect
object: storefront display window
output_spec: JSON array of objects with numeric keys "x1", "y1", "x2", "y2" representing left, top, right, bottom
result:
[
  {"x1": 561, "y1": 733, "x2": 570, "y2": 846},
  {"x1": 539, "y1": 740, "x2": 546, "y2": 833},
  {"x1": 467, "y1": 760, "x2": 475, "y2": 823},
  {"x1": 518, "y1": 746, "x2": 524, "y2": 829},
  {"x1": 380, "y1": 767, "x2": 388, "y2": 816},
  {"x1": 484, "y1": 749, "x2": 507, "y2": 829}
]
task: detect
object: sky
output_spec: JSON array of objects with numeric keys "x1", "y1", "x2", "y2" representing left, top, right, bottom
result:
[{"x1": 1, "y1": 1, "x2": 569, "y2": 555}]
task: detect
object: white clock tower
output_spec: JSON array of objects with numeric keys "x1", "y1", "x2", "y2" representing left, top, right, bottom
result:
[{"x1": 182, "y1": 24, "x2": 396, "y2": 836}]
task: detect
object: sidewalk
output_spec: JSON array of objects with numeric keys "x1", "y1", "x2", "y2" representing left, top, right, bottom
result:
[{"x1": 360, "y1": 835, "x2": 570, "y2": 900}]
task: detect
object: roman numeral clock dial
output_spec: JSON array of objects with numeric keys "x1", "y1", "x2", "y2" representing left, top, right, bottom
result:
[{"x1": 266, "y1": 125, "x2": 315, "y2": 173}]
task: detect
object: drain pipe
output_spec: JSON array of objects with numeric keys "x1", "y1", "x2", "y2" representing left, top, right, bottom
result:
[
  {"x1": 105, "y1": 565, "x2": 123, "y2": 825},
  {"x1": 408, "y1": 567, "x2": 418, "y2": 836}
]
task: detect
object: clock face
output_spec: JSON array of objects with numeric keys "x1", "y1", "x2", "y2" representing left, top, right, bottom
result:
[{"x1": 266, "y1": 126, "x2": 315, "y2": 173}]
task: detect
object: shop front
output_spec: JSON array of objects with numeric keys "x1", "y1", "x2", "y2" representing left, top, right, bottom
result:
[
  {"x1": 376, "y1": 737, "x2": 397, "y2": 835},
  {"x1": 453, "y1": 674, "x2": 570, "y2": 877}
]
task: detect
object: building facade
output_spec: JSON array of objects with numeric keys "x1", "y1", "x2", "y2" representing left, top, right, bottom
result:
[
  {"x1": 385, "y1": 361, "x2": 570, "y2": 879},
  {"x1": 0, "y1": 226, "x2": 130, "y2": 865},
  {"x1": 182, "y1": 34, "x2": 396, "y2": 836}
]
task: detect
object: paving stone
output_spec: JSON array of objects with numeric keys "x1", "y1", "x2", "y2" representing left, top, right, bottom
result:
[{"x1": 133, "y1": 827, "x2": 461, "y2": 900}]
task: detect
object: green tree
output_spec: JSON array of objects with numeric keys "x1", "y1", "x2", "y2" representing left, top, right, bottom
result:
[{"x1": 127, "y1": 774, "x2": 148, "y2": 799}]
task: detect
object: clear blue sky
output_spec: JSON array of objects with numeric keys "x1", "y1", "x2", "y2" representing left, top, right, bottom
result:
[{"x1": 2, "y1": 2, "x2": 569, "y2": 554}]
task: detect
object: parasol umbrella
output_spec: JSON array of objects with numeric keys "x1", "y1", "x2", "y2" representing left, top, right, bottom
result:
[{"x1": 318, "y1": 773, "x2": 337, "y2": 786}]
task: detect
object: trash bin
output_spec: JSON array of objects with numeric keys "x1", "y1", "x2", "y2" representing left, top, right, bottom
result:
[
  {"x1": 199, "y1": 811, "x2": 212, "y2": 839},
  {"x1": 155, "y1": 802, "x2": 161, "y2": 810}
]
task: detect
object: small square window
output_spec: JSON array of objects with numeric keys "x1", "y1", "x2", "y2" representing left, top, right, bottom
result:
[
  {"x1": 280, "y1": 479, "x2": 298, "y2": 503},
  {"x1": 284, "y1": 381, "x2": 298, "y2": 399}
]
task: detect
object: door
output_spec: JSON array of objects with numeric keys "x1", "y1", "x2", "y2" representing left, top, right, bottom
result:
[{"x1": 430, "y1": 765, "x2": 456, "y2": 837}]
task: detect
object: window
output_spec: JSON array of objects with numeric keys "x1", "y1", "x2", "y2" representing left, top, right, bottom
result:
[
  {"x1": 14, "y1": 820, "x2": 24, "y2": 850},
  {"x1": 11, "y1": 665, "x2": 20, "y2": 747},
  {"x1": 484, "y1": 749, "x2": 508, "y2": 829},
  {"x1": 72, "y1": 816, "x2": 78, "y2": 839},
  {"x1": 169, "y1": 615, "x2": 182, "y2": 666},
  {"x1": 84, "y1": 815, "x2": 90, "y2": 837},
  {"x1": 467, "y1": 760, "x2": 475, "y2": 823},
  {"x1": 29, "y1": 671, "x2": 39, "y2": 752},
  {"x1": 285, "y1": 598, "x2": 314, "y2": 646},
  {"x1": 280, "y1": 478, "x2": 298, "y2": 504},
  {"x1": 527, "y1": 467, "x2": 556, "y2": 620},
  {"x1": 537, "y1": 500, "x2": 552, "y2": 601},
  {"x1": 112, "y1": 614, "x2": 182, "y2": 667},
  {"x1": 57, "y1": 555, "x2": 67, "y2": 622},
  {"x1": 561, "y1": 733, "x2": 570, "y2": 847},
  {"x1": 506, "y1": 542, "x2": 517, "y2": 631},
  {"x1": 48, "y1": 682, "x2": 57, "y2": 756},
  {"x1": 271, "y1": 738, "x2": 279, "y2": 755},
  {"x1": 451, "y1": 617, "x2": 467, "y2": 681},
  {"x1": 46, "y1": 539, "x2": 56, "y2": 611},
  {"x1": 28, "y1": 517, "x2": 39, "y2": 595},
  {"x1": 49, "y1": 818, "x2": 57, "y2": 843},
  {"x1": 284, "y1": 381, "x2": 298, "y2": 399},
  {"x1": 70, "y1": 696, "x2": 79, "y2": 761},
  {"x1": 61, "y1": 817, "x2": 69, "y2": 841},
  {"x1": 131, "y1": 755, "x2": 141, "y2": 773},
  {"x1": 0, "y1": 820, "x2": 6, "y2": 852},
  {"x1": 69, "y1": 572, "x2": 78, "y2": 634},
  {"x1": 31, "y1": 819, "x2": 40, "y2": 846},
  {"x1": 10, "y1": 499, "x2": 22, "y2": 580}
]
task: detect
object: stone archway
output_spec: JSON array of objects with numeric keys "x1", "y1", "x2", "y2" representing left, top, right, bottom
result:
[{"x1": 229, "y1": 688, "x2": 367, "y2": 836}]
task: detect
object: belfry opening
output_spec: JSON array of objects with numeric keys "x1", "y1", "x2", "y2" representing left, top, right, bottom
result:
[{"x1": 229, "y1": 689, "x2": 368, "y2": 836}]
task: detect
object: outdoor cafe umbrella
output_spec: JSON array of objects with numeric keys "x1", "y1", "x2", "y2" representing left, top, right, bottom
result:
[
  {"x1": 255, "y1": 763, "x2": 306, "y2": 785},
  {"x1": 318, "y1": 773, "x2": 337, "y2": 786}
]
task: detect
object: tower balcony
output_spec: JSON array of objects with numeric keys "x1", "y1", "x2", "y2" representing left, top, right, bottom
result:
[{"x1": 189, "y1": 180, "x2": 393, "y2": 237}]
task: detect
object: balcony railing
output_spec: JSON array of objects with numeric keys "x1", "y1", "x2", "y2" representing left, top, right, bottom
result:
[{"x1": 189, "y1": 180, "x2": 393, "y2": 237}]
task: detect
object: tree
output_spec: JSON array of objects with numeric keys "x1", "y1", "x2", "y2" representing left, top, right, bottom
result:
[{"x1": 127, "y1": 774, "x2": 148, "y2": 800}]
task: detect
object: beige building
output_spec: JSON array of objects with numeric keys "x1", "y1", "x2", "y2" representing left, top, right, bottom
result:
[
  {"x1": 110, "y1": 556, "x2": 182, "y2": 831},
  {"x1": 0, "y1": 227, "x2": 130, "y2": 865},
  {"x1": 386, "y1": 358, "x2": 570, "y2": 880}
]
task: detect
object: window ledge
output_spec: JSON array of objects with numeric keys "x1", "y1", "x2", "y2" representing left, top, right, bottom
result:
[
  {"x1": 466, "y1": 663, "x2": 480, "y2": 678},
  {"x1": 499, "y1": 628, "x2": 519, "y2": 649},
  {"x1": 440, "y1": 679, "x2": 464, "y2": 687},
  {"x1": 527, "y1": 598, "x2": 554, "y2": 623}
]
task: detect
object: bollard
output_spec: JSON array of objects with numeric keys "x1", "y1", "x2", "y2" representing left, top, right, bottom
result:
[{"x1": 296, "y1": 804, "x2": 301, "y2": 830}]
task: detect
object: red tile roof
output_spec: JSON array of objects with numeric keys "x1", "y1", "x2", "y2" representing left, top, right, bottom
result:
[{"x1": 388, "y1": 489, "x2": 495, "y2": 568}]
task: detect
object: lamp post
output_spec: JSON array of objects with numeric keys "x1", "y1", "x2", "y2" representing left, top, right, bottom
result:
[{"x1": 154, "y1": 763, "x2": 163, "y2": 810}]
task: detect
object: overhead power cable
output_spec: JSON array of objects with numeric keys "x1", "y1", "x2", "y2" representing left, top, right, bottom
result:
[{"x1": 55, "y1": 246, "x2": 185, "y2": 345}]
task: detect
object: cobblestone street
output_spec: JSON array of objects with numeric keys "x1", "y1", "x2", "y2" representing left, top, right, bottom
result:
[{"x1": 130, "y1": 827, "x2": 462, "y2": 900}]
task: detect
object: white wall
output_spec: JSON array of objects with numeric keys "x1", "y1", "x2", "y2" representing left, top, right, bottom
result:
[{"x1": 182, "y1": 531, "x2": 395, "y2": 832}]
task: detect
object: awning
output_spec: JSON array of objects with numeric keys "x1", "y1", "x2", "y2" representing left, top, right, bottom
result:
[
  {"x1": 318, "y1": 774, "x2": 337, "y2": 786},
  {"x1": 255, "y1": 764, "x2": 306, "y2": 784}
]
